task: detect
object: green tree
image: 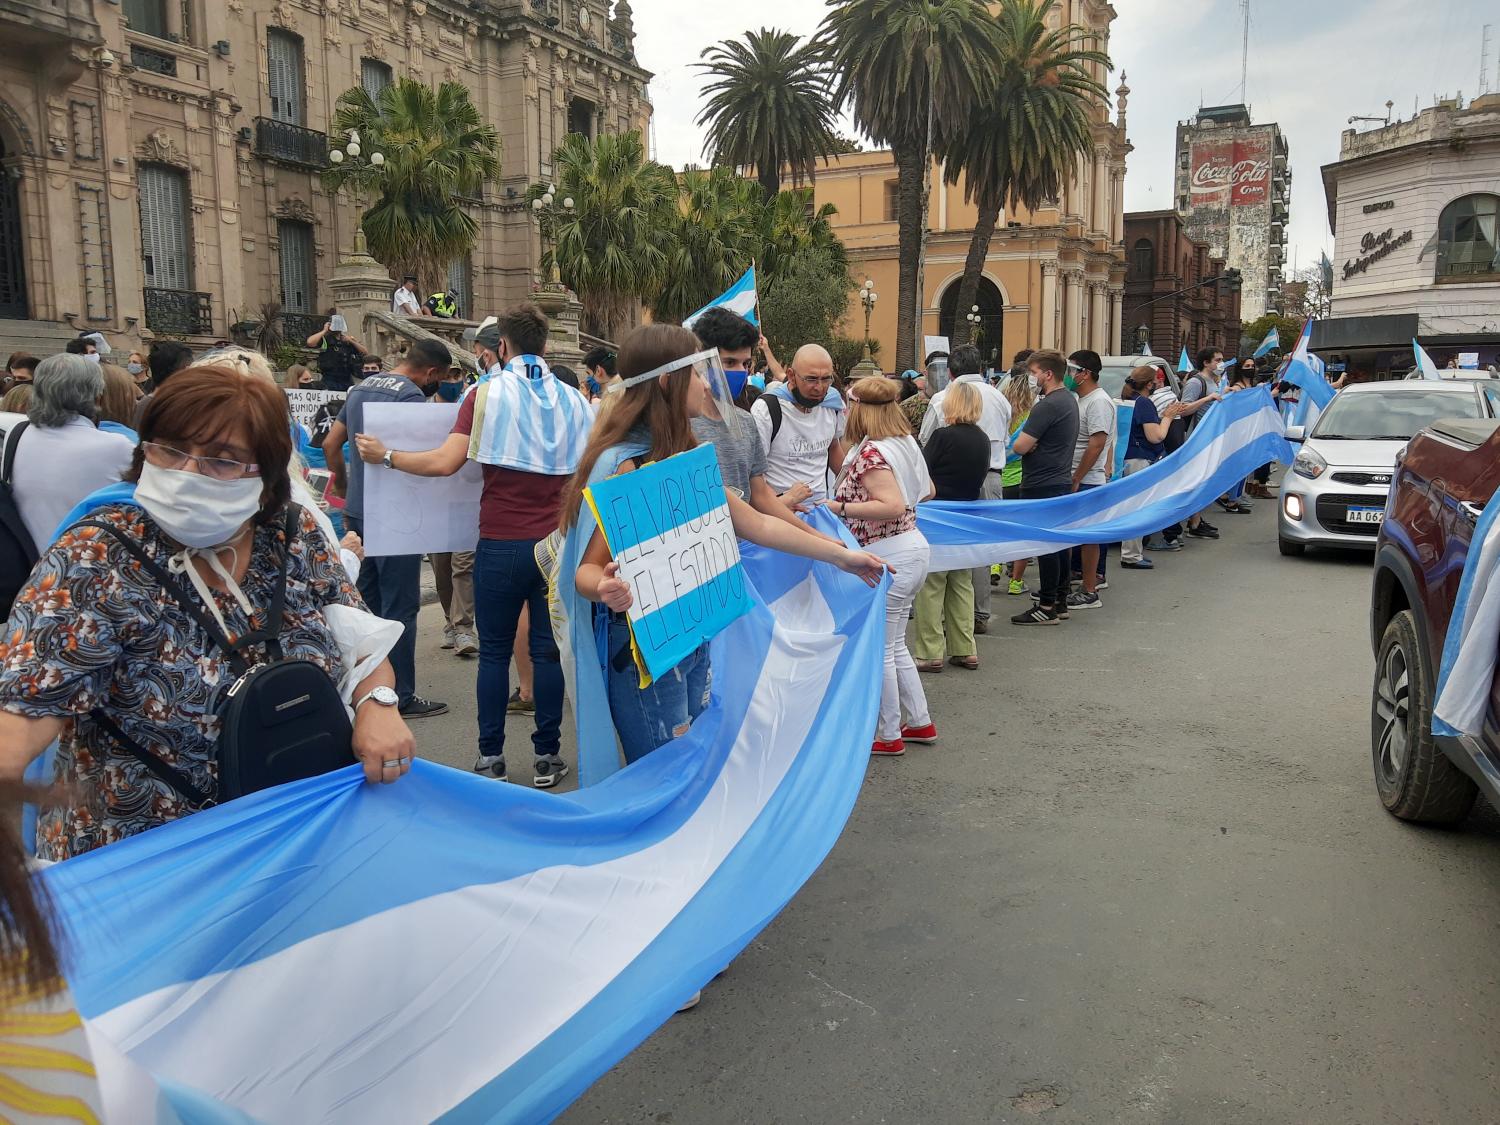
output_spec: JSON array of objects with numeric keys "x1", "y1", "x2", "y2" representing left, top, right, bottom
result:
[
  {"x1": 758, "y1": 245, "x2": 855, "y2": 364},
  {"x1": 758, "y1": 187, "x2": 849, "y2": 283},
  {"x1": 653, "y1": 165, "x2": 764, "y2": 323},
  {"x1": 938, "y1": 0, "x2": 1109, "y2": 347},
  {"x1": 1242, "y1": 312, "x2": 1301, "y2": 355},
  {"x1": 537, "y1": 130, "x2": 679, "y2": 341},
  {"x1": 324, "y1": 78, "x2": 501, "y2": 290},
  {"x1": 696, "y1": 29, "x2": 842, "y2": 199},
  {"x1": 822, "y1": 0, "x2": 999, "y2": 370}
]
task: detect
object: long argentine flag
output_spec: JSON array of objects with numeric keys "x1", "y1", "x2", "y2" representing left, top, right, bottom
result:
[
  {"x1": 918, "y1": 386, "x2": 1293, "y2": 570},
  {"x1": 1433, "y1": 489, "x2": 1500, "y2": 741},
  {"x1": 40, "y1": 506, "x2": 885, "y2": 1122},
  {"x1": 683, "y1": 266, "x2": 758, "y2": 330}
]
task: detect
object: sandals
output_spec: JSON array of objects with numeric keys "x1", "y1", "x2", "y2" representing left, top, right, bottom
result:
[
  {"x1": 948, "y1": 655, "x2": 978, "y2": 671},
  {"x1": 917, "y1": 659, "x2": 944, "y2": 674}
]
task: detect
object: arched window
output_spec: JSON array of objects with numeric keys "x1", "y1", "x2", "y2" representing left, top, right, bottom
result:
[
  {"x1": 1436, "y1": 193, "x2": 1499, "y2": 279},
  {"x1": 1131, "y1": 238, "x2": 1153, "y2": 278}
]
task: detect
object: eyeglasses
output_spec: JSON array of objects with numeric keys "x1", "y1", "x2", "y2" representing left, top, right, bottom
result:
[{"x1": 143, "y1": 441, "x2": 259, "y2": 481}]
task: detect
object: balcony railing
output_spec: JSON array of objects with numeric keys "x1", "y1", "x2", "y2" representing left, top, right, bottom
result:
[
  {"x1": 130, "y1": 43, "x2": 177, "y2": 77},
  {"x1": 280, "y1": 311, "x2": 325, "y2": 345},
  {"x1": 144, "y1": 287, "x2": 212, "y2": 335},
  {"x1": 252, "y1": 118, "x2": 328, "y2": 170}
]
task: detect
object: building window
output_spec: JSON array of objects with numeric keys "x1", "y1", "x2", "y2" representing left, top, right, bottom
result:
[
  {"x1": 137, "y1": 164, "x2": 193, "y2": 291},
  {"x1": 361, "y1": 58, "x2": 393, "y2": 101},
  {"x1": 447, "y1": 256, "x2": 472, "y2": 318},
  {"x1": 123, "y1": 0, "x2": 169, "y2": 40},
  {"x1": 1435, "y1": 193, "x2": 1500, "y2": 279},
  {"x1": 278, "y1": 219, "x2": 316, "y2": 314},
  {"x1": 1131, "y1": 238, "x2": 1153, "y2": 279},
  {"x1": 883, "y1": 179, "x2": 899, "y2": 222},
  {"x1": 567, "y1": 97, "x2": 596, "y2": 140},
  {"x1": 267, "y1": 29, "x2": 306, "y2": 126},
  {"x1": 77, "y1": 184, "x2": 115, "y2": 322}
]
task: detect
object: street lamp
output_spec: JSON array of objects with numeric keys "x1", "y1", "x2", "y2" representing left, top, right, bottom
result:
[
  {"x1": 965, "y1": 303, "x2": 983, "y2": 349},
  {"x1": 529, "y1": 182, "x2": 575, "y2": 286},
  {"x1": 329, "y1": 129, "x2": 385, "y2": 258},
  {"x1": 859, "y1": 278, "x2": 878, "y2": 363}
]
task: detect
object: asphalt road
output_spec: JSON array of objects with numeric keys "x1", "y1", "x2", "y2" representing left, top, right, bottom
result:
[{"x1": 407, "y1": 502, "x2": 1500, "y2": 1124}]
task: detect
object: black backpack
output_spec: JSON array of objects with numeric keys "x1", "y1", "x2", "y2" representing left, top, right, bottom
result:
[
  {"x1": 761, "y1": 393, "x2": 785, "y2": 446},
  {"x1": 80, "y1": 505, "x2": 353, "y2": 809},
  {"x1": 0, "y1": 421, "x2": 38, "y2": 620}
]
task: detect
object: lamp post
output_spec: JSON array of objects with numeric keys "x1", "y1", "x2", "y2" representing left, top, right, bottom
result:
[
  {"x1": 529, "y1": 182, "x2": 575, "y2": 288},
  {"x1": 327, "y1": 129, "x2": 385, "y2": 260},
  {"x1": 851, "y1": 278, "x2": 882, "y2": 377},
  {"x1": 965, "y1": 303, "x2": 982, "y2": 351}
]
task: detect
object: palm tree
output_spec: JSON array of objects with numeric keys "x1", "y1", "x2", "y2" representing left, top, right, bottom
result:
[
  {"x1": 539, "y1": 130, "x2": 678, "y2": 340},
  {"x1": 759, "y1": 187, "x2": 848, "y2": 283},
  {"x1": 653, "y1": 165, "x2": 764, "y2": 323},
  {"x1": 939, "y1": 0, "x2": 1110, "y2": 347},
  {"x1": 822, "y1": 0, "x2": 999, "y2": 369},
  {"x1": 696, "y1": 28, "x2": 842, "y2": 199},
  {"x1": 324, "y1": 78, "x2": 501, "y2": 290}
]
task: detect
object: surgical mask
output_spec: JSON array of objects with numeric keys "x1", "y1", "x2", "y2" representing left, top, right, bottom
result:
[
  {"x1": 126, "y1": 362, "x2": 144, "y2": 376},
  {"x1": 136, "y1": 461, "x2": 264, "y2": 549},
  {"x1": 724, "y1": 368, "x2": 749, "y2": 399},
  {"x1": 84, "y1": 352, "x2": 101, "y2": 364},
  {"x1": 1064, "y1": 375, "x2": 1079, "y2": 392},
  {"x1": 437, "y1": 381, "x2": 462, "y2": 402},
  {"x1": 1028, "y1": 376, "x2": 1040, "y2": 392}
]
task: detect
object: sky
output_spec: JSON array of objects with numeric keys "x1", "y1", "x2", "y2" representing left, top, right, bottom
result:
[{"x1": 629, "y1": 0, "x2": 1499, "y2": 273}]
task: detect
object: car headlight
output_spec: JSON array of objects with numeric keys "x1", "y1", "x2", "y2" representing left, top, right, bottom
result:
[{"x1": 1292, "y1": 447, "x2": 1327, "y2": 479}]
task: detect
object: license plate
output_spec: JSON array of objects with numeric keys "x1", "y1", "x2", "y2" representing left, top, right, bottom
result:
[{"x1": 1346, "y1": 506, "x2": 1385, "y2": 524}]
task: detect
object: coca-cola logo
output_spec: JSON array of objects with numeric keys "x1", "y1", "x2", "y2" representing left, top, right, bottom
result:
[
  {"x1": 1191, "y1": 162, "x2": 1230, "y2": 189},
  {"x1": 1231, "y1": 158, "x2": 1270, "y2": 185}
]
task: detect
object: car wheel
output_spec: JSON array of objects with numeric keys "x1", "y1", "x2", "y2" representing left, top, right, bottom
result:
[
  {"x1": 1278, "y1": 536, "x2": 1305, "y2": 557},
  {"x1": 1371, "y1": 609, "x2": 1477, "y2": 825}
]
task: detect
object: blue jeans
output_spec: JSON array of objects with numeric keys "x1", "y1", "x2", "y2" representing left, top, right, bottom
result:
[
  {"x1": 475, "y1": 538, "x2": 562, "y2": 761},
  {"x1": 606, "y1": 615, "x2": 711, "y2": 764},
  {"x1": 343, "y1": 515, "x2": 419, "y2": 706}
]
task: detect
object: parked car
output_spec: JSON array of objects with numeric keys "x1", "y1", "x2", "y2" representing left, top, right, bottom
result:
[
  {"x1": 1369, "y1": 417, "x2": 1500, "y2": 824},
  {"x1": 1098, "y1": 354, "x2": 1179, "y2": 400},
  {"x1": 1278, "y1": 380, "x2": 1500, "y2": 555}
]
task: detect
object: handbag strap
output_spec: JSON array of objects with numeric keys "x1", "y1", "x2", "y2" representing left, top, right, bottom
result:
[
  {"x1": 88, "y1": 707, "x2": 214, "y2": 808},
  {"x1": 227, "y1": 505, "x2": 298, "y2": 662},
  {"x1": 1, "y1": 420, "x2": 28, "y2": 486}
]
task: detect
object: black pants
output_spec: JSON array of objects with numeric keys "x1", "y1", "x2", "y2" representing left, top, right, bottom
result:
[
  {"x1": 1253, "y1": 462, "x2": 1271, "y2": 484},
  {"x1": 1022, "y1": 483, "x2": 1071, "y2": 608}
]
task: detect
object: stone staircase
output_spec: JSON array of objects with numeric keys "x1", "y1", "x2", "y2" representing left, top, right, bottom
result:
[{"x1": 0, "y1": 319, "x2": 89, "y2": 360}]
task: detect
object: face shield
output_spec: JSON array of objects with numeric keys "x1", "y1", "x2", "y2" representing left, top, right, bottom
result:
[
  {"x1": 609, "y1": 348, "x2": 746, "y2": 439},
  {"x1": 925, "y1": 355, "x2": 950, "y2": 394}
]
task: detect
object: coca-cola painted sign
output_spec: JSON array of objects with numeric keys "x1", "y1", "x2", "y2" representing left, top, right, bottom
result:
[{"x1": 1188, "y1": 137, "x2": 1273, "y2": 207}]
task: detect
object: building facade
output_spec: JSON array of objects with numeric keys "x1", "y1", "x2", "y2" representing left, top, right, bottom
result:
[
  {"x1": 0, "y1": 0, "x2": 650, "y2": 352},
  {"x1": 1121, "y1": 210, "x2": 1241, "y2": 360},
  {"x1": 1172, "y1": 104, "x2": 1289, "y2": 323},
  {"x1": 816, "y1": 0, "x2": 1128, "y2": 372},
  {"x1": 1318, "y1": 93, "x2": 1500, "y2": 372}
]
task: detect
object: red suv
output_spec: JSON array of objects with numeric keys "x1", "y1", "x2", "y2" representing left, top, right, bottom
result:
[{"x1": 1370, "y1": 417, "x2": 1500, "y2": 824}]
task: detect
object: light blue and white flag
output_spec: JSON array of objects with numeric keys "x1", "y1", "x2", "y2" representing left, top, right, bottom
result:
[
  {"x1": 1413, "y1": 338, "x2": 1443, "y2": 381},
  {"x1": 1277, "y1": 320, "x2": 1333, "y2": 431},
  {"x1": 1253, "y1": 326, "x2": 1280, "y2": 358},
  {"x1": 42, "y1": 506, "x2": 886, "y2": 1123},
  {"x1": 1434, "y1": 489, "x2": 1500, "y2": 740},
  {"x1": 683, "y1": 266, "x2": 758, "y2": 330},
  {"x1": 918, "y1": 386, "x2": 1293, "y2": 570},
  {"x1": 1217, "y1": 357, "x2": 1237, "y2": 394},
  {"x1": 468, "y1": 353, "x2": 594, "y2": 474},
  {"x1": 1177, "y1": 346, "x2": 1192, "y2": 373}
]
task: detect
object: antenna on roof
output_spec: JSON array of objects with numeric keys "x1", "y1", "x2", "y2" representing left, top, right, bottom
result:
[
  {"x1": 1481, "y1": 24, "x2": 1493, "y2": 95},
  {"x1": 1240, "y1": 0, "x2": 1250, "y2": 104}
]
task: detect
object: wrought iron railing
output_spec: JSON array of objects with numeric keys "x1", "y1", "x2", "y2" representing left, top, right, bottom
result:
[
  {"x1": 130, "y1": 44, "x2": 177, "y2": 77},
  {"x1": 144, "y1": 287, "x2": 212, "y2": 335},
  {"x1": 280, "y1": 311, "x2": 325, "y2": 344},
  {"x1": 252, "y1": 118, "x2": 328, "y2": 170}
]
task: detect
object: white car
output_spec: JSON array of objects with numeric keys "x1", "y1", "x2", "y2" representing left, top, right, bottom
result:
[{"x1": 1277, "y1": 379, "x2": 1500, "y2": 555}]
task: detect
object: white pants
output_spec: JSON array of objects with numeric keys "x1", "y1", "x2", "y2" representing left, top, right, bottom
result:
[
  {"x1": 869, "y1": 531, "x2": 933, "y2": 741},
  {"x1": 1120, "y1": 458, "x2": 1153, "y2": 562}
]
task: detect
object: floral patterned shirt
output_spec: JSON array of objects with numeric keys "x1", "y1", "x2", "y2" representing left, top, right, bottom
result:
[
  {"x1": 0, "y1": 504, "x2": 362, "y2": 861},
  {"x1": 832, "y1": 442, "x2": 918, "y2": 547}
]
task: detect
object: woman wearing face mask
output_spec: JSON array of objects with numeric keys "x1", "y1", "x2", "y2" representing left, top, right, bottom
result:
[
  {"x1": 125, "y1": 351, "x2": 150, "y2": 391},
  {"x1": 0, "y1": 367, "x2": 413, "y2": 861},
  {"x1": 561, "y1": 325, "x2": 888, "y2": 766}
]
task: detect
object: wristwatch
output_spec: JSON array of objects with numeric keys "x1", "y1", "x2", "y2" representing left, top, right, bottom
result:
[
  {"x1": 354, "y1": 685, "x2": 400, "y2": 711},
  {"x1": 381, "y1": 449, "x2": 396, "y2": 470}
]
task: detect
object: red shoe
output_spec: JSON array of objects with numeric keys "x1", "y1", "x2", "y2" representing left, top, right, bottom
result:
[
  {"x1": 871, "y1": 738, "x2": 906, "y2": 756},
  {"x1": 901, "y1": 723, "x2": 938, "y2": 745}
]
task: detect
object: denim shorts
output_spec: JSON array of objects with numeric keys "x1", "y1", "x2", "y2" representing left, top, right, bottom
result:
[{"x1": 606, "y1": 615, "x2": 712, "y2": 764}]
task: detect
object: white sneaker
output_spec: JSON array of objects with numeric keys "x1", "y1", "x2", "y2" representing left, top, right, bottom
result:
[
  {"x1": 441, "y1": 626, "x2": 456, "y2": 650},
  {"x1": 676, "y1": 991, "x2": 702, "y2": 1013},
  {"x1": 455, "y1": 632, "x2": 478, "y2": 658}
]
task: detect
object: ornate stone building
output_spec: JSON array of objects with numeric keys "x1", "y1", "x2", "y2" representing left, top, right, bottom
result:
[
  {"x1": 1122, "y1": 209, "x2": 1242, "y2": 361},
  {"x1": 816, "y1": 0, "x2": 1129, "y2": 370},
  {"x1": 0, "y1": 0, "x2": 650, "y2": 353}
]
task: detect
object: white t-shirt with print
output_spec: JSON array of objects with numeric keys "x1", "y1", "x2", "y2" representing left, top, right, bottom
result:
[
  {"x1": 750, "y1": 397, "x2": 846, "y2": 503},
  {"x1": 1072, "y1": 386, "x2": 1116, "y2": 486}
]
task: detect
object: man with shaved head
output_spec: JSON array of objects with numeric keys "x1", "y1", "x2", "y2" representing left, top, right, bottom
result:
[{"x1": 749, "y1": 341, "x2": 847, "y2": 506}]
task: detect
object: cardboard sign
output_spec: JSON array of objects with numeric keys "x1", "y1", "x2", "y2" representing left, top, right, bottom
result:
[
  {"x1": 360, "y1": 402, "x2": 482, "y2": 556},
  {"x1": 922, "y1": 335, "x2": 950, "y2": 360},
  {"x1": 584, "y1": 443, "x2": 753, "y2": 683},
  {"x1": 284, "y1": 388, "x2": 342, "y2": 433}
]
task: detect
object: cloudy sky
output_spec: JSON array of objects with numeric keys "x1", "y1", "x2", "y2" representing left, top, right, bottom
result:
[{"x1": 629, "y1": 0, "x2": 1497, "y2": 270}]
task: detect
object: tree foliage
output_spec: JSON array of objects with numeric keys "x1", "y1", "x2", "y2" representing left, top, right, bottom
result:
[
  {"x1": 1241, "y1": 312, "x2": 1302, "y2": 352},
  {"x1": 324, "y1": 79, "x2": 501, "y2": 289},
  {"x1": 696, "y1": 29, "x2": 842, "y2": 199},
  {"x1": 758, "y1": 246, "x2": 855, "y2": 365}
]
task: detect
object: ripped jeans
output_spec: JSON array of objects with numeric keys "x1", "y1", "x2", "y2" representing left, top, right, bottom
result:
[{"x1": 606, "y1": 614, "x2": 712, "y2": 764}]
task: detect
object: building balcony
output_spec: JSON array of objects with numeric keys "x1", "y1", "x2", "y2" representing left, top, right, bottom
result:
[
  {"x1": 253, "y1": 118, "x2": 328, "y2": 170},
  {"x1": 144, "y1": 287, "x2": 212, "y2": 336},
  {"x1": 129, "y1": 42, "x2": 178, "y2": 77},
  {"x1": 0, "y1": 0, "x2": 102, "y2": 48},
  {"x1": 280, "y1": 311, "x2": 325, "y2": 344}
]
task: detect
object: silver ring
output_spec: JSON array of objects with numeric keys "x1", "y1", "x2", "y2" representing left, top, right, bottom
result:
[{"x1": 382, "y1": 758, "x2": 402, "y2": 769}]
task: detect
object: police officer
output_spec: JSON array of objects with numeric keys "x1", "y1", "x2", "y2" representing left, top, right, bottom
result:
[{"x1": 426, "y1": 288, "x2": 459, "y2": 319}]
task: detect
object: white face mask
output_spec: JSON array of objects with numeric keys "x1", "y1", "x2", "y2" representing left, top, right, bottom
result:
[{"x1": 135, "y1": 461, "x2": 264, "y2": 549}]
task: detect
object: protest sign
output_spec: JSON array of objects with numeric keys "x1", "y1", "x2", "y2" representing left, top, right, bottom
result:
[
  {"x1": 584, "y1": 443, "x2": 754, "y2": 683},
  {"x1": 922, "y1": 335, "x2": 950, "y2": 360},
  {"x1": 361, "y1": 402, "x2": 482, "y2": 556},
  {"x1": 284, "y1": 388, "x2": 342, "y2": 433}
]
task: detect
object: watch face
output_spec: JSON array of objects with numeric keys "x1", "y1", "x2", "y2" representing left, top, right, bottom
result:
[
  {"x1": 577, "y1": 5, "x2": 591, "y2": 29},
  {"x1": 370, "y1": 686, "x2": 399, "y2": 706}
]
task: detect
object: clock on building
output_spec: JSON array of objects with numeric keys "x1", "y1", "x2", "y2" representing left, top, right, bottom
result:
[{"x1": 577, "y1": 5, "x2": 591, "y2": 31}]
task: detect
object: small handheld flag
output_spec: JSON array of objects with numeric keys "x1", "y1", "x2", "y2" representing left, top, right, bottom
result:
[
  {"x1": 1253, "y1": 327, "x2": 1280, "y2": 358},
  {"x1": 1413, "y1": 338, "x2": 1443, "y2": 381},
  {"x1": 683, "y1": 266, "x2": 758, "y2": 330},
  {"x1": 1177, "y1": 347, "x2": 1192, "y2": 373}
]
